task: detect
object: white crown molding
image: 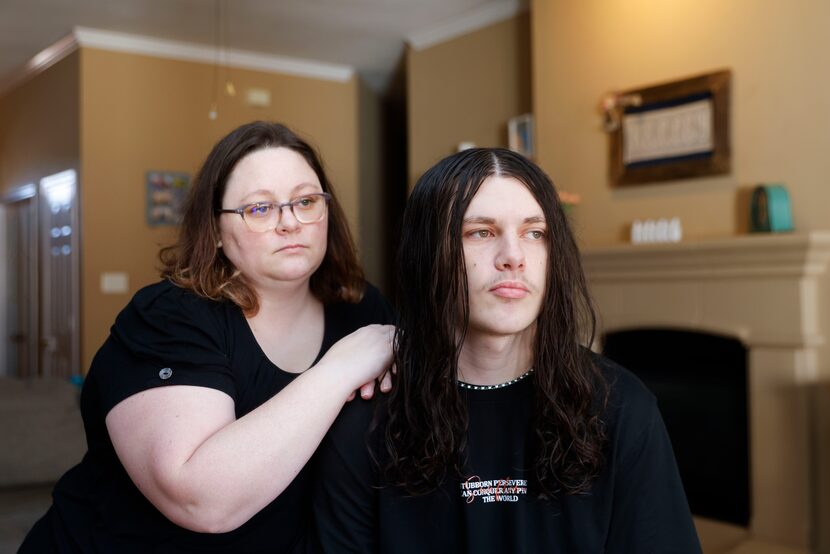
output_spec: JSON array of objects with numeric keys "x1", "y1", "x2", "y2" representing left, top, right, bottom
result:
[
  {"x1": 407, "y1": 0, "x2": 528, "y2": 51},
  {"x1": 0, "y1": 33, "x2": 79, "y2": 97},
  {"x1": 73, "y1": 27, "x2": 354, "y2": 82}
]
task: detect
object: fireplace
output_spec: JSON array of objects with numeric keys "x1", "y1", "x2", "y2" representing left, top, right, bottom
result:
[
  {"x1": 581, "y1": 231, "x2": 830, "y2": 552},
  {"x1": 603, "y1": 328, "x2": 750, "y2": 526}
]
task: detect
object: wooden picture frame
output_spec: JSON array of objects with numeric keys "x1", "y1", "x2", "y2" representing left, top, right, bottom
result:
[
  {"x1": 609, "y1": 70, "x2": 731, "y2": 186},
  {"x1": 146, "y1": 171, "x2": 190, "y2": 226},
  {"x1": 508, "y1": 114, "x2": 535, "y2": 159}
]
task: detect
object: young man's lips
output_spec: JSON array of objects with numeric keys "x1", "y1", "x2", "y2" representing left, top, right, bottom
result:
[{"x1": 489, "y1": 283, "x2": 530, "y2": 299}]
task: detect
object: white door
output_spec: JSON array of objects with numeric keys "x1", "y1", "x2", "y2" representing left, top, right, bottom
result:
[
  {"x1": 39, "y1": 170, "x2": 81, "y2": 379},
  {"x1": 0, "y1": 185, "x2": 38, "y2": 378}
]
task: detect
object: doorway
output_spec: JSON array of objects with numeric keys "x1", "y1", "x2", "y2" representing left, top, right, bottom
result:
[{"x1": 1, "y1": 169, "x2": 80, "y2": 379}]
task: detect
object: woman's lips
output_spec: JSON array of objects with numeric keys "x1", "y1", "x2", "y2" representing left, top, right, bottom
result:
[
  {"x1": 277, "y1": 244, "x2": 306, "y2": 253},
  {"x1": 489, "y1": 282, "x2": 530, "y2": 299}
]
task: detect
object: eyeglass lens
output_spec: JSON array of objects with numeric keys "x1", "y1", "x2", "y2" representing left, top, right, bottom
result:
[{"x1": 242, "y1": 194, "x2": 328, "y2": 232}]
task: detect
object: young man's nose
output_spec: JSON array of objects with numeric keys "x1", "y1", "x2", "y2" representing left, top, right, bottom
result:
[{"x1": 495, "y1": 236, "x2": 525, "y2": 270}]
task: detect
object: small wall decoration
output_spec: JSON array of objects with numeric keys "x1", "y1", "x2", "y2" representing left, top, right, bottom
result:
[
  {"x1": 146, "y1": 171, "x2": 190, "y2": 226},
  {"x1": 508, "y1": 114, "x2": 535, "y2": 159},
  {"x1": 602, "y1": 70, "x2": 731, "y2": 186}
]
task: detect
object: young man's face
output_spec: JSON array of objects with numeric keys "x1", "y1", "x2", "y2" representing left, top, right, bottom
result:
[{"x1": 461, "y1": 175, "x2": 547, "y2": 339}]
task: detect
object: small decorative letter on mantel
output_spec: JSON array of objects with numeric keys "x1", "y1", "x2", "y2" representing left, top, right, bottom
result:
[{"x1": 601, "y1": 70, "x2": 731, "y2": 187}]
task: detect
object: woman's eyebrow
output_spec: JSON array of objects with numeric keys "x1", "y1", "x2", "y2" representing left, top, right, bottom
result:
[
  {"x1": 238, "y1": 189, "x2": 274, "y2": 203},
  {"x1": 238, "y1": 183, "x2": 321, "y2": 204},
  {"x1": 291, "y1": 182, "x2": 322, "y2": 194}
]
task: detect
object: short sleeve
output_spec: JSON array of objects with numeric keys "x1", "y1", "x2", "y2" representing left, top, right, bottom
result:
[
  {"x1": 603, "y1": 363, "x2": 702, "y2": 553},
  {"x1": 89, "y1": 280, "x2": 236, "y2": 416}
]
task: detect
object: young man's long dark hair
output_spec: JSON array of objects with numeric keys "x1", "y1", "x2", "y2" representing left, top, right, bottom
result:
[{"x1": 382, "y1": 148, "x2": 607, "y2": 498}]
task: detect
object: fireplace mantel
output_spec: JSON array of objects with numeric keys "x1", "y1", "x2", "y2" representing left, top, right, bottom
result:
[
  {"x1": 582, "y1": 231, "x2": 830, "y2": 281},
  {"x1": 581, "y1": 231, "x2": 830, "y2": 552},
  {"x1": 582, "y1": 232, "x2": 830, "y2": 351}
]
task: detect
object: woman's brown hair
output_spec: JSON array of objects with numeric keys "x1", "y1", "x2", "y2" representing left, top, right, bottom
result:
[{"x1": 159, "y1": 121, "x2": 364, "y2": 313}]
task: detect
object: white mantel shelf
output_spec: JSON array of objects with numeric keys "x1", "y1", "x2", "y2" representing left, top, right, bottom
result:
[{"x1": 581, "y1": 231, "x2": 830, "y2": 281}]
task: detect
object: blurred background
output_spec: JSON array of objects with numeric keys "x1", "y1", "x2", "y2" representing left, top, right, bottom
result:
[{"x1": 1, "y1": 1, "x2": 829, "y2": 552}]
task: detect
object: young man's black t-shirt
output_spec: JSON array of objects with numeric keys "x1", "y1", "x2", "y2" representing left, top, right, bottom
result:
[{"x1": 313, "y1": 356, "x2": 702, "y2": 553}]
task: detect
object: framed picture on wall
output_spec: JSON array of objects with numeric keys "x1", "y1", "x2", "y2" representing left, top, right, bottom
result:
[
  {"x1": 508, "y1": 113, "x2": 535, "y2": 159},
  {"x1": 606, "y1": 69, "x2": 731, "y2": 186},
  {"x1": 146, "y1": 171, "x2": 190, "y2": 226}
]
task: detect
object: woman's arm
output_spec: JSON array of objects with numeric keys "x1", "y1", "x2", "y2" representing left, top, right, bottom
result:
[{"x1": 106, "y1": 323, "x2": 393, "y2": 534}]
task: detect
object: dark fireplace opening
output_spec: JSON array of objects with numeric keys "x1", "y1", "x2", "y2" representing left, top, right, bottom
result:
[{"x1": 602, "y1": 328, "x2": 750, "y2": 526}]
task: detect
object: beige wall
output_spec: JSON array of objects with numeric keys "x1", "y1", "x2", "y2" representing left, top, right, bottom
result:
[
  {"x1": 532, "y1": 2, "x2": 830, "y2": 545},
  {"x1": 408, "y1": 13, "x2": 531, "y2": 187},
  {"x1": 0, "y1": 52, "x2": 80, "y2": 195},
  {"x1": 532, "y1": 0, "x2": 830, "y2": 247},
  {"x1": 79, "y1": 47, "x2": 360, "y2": 368}
]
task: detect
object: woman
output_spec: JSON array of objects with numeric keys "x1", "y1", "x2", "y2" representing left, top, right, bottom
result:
[{"x1": 22, "y1": 121, "x2": 395, "y2": 553}]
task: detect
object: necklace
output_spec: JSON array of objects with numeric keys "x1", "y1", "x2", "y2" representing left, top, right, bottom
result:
[{"x1": 457, "y1": 367, "x2": 534, "y2": 391}]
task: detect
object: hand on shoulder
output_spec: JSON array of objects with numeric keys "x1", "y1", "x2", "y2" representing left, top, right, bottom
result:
[{"x1": 316, "y1": 324, "x2": 395, "y2": 401}]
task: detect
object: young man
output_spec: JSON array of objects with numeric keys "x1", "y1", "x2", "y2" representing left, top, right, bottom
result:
[{"x1": 313, "y1": 148, "x2": 701, "y2": 553}]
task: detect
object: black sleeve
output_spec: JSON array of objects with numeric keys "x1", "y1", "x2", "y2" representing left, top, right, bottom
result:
[
  {"x1": 606, "y1": 393, "x2": 702, "y2": 553},
  {"x1": 312, "y1": 397, "x2": 379, "y2": 553},
  {"x1": 90, "y1": 280, "x2": 236, "y2": 416}
]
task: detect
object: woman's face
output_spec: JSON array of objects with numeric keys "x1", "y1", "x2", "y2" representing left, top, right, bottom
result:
[{"x1": 218, "y1": 147, "x2": 328, "y2": 292}]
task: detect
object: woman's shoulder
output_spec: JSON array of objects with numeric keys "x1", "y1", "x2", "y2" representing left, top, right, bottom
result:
[
  {"x1": 110, "y1": 279, "x2": 234, "y2": 362},
  {"x1": 326, "y1": 281, "x2": 396, "y2": 329},
  {"x1": 129, "y1": 279, "x2": 224, "y2": 311},
  {"x1": 121, "y1": 279, "x2": 230, "y2": 324}
]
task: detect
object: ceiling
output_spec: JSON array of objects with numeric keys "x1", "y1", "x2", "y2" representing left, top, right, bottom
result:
[{"x1": 0, "y1": 0, "x2": 524, "y2": 92}]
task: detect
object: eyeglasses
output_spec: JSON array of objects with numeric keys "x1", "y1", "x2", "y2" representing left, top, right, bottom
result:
[{"x1": 217, "y1": 192, "x2": 331, "y2": 232}]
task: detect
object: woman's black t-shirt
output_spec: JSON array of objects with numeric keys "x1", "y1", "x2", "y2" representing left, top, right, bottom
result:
[
  {"x1": 23, "y1": 279, "x2": 394, "y2": 553},
  {"x1": 313, "y1": 356, "x2": 702, "y2": 553}
]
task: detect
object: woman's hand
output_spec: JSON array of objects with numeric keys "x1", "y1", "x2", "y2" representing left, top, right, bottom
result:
[
  {"x1": 315, "y1": 324, "x2": 395, "y2": 401},
  {"x1": 348, "y1": 363, "x2": 395, "y2": 402}
]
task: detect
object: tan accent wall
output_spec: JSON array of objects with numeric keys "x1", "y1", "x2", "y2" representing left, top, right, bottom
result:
[
  {"x1": 533, "y1": 2, "x2": 830, "y2": 547},
  {"x1": 408, "y1": 13, "x2": 531, "y2": 188},
  {"x1": 0, "y1": 52, "x2": 80, "y2": 194},
  {"x1": 531, "y1": 0, "x2": 830, "y2": 247},
  {"x1": 79, "y1": 47, "x2": 359, "y2": 369}
]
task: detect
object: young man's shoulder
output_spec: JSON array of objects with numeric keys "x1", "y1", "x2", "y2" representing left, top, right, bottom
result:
[{"x1": 589, "y1": 351, "x2": 658, "y2": 431}]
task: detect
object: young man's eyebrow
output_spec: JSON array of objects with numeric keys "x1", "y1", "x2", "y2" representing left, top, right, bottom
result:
[
  {"x1": 462, "y1": 215, "x2": 547, "y2": 224},
  {"x1": 462, "y1": 216, "x2": 497, "y2": 224}
]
